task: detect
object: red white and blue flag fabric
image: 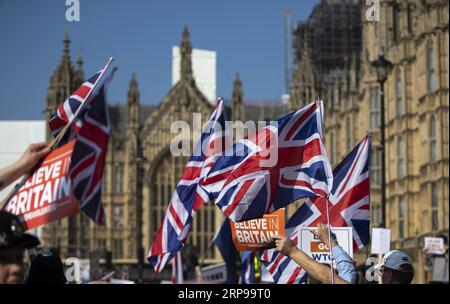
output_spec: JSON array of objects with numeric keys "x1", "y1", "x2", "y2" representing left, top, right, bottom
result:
[
  {"x1": 148, "y1": 99, "x2": 229, "y2": 273},
  {"x1": 49, "y1": 62, "x2": 110, "y2": 145},
  {"x1": 261, "y1": 134, "x2": 372, "y2": 284},
  {"x1": 69, "y1": 81, "x2": 112, "y2": 225},
  {"x1": 201, "y1": 101, "x2": 333, "y2": 222}
]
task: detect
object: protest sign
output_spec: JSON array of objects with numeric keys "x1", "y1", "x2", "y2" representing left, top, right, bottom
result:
[
  {"x1": 230, "y1": 208, "x2": 285, "y2": 251},
  {"x1": 298, "y1": 227, "x2": 353, "y2": 264},
  {"x1": 2, "y1": 140, "x2": 79, "y2": 230},
  {"x1": 371, "y1": 228, "x2": 391, "y2": 255},
  {"x1": 424, "y1": 237, "x2": 445, "y2": 255}
]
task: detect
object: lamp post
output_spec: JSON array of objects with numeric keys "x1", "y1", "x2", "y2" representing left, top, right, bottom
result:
[
  {"x1": 371, "y1": 53, "x2": 393, "y2": 228},
  {"x1": 135, "y1": 151, "x2": 146, "y2": 283}
]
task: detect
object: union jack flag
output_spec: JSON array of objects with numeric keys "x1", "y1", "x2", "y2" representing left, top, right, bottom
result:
[
  {"x1": 148, "y1": 99, "x2": 229, "y2": 273},
  {"x1": 69, "y1": 81, "x2": 112, "y2": 225},
  {"x1": 201, "y1": 101, "x2": 333, "y2": 222},
  {"x1": 49, "y1": 61, "x2": 112, "y2": 144},
  {"x1": 261, "y1": 134, "x2": 372, "y2": 284}
]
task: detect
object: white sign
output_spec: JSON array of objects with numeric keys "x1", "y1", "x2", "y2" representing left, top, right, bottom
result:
[
  {"x1": 424, "y1": 237, "x2": 445, "y2": 255},
  {"x1": 371, "y1": 228, "x2": 391, "y2": 255},
  {"x1": 298, "y1": 227, "x2": 353, "y2": 265},
  {"x1": 201, "y1": 263, "x2": 227, "y2": 283}
]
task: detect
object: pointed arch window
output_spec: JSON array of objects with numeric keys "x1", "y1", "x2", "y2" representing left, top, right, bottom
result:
[
  {"x1": 329, "y1": 131, "x2": 335, "y2": 165},
  {"x1": 398, "y1": 198, "x2": 405, "y2": 239},
  {"x1": 430, "y1": 115, "x2": 437, "y2": 161},
  {"x1": 346, "y1": 117, "x2": 353, "y2": 152},
  {"x1": 427, "y1": 42, "x2": 436, "y2": 93},
  {"x1": 431, "y1": 184, "x2": 439, "y2": 230},
  {"x1": 395, "y1": 69, "x2": 404, "y2": 116},
  {"x1": 397, "y1": 136, "x2": 405, "y2": 178},
  {"x1": 114, "y1": 165, "x2": 123, "y2": 193},
  {"x1": 149, "y1": 152, "x2": 217, "y2": 260},
  {"x1": 370, "y1": 88, "x2": 380, "y2": 128}
]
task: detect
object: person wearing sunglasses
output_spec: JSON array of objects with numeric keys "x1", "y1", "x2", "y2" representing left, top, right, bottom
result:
[{"x1": 375, "y1": 250, "x2": 414, "y2": 284}]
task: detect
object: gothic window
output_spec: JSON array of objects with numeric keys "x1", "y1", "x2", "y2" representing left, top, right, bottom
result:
[
  {"x1": 430, "y1": 115, "x2": 437, "y2": 161},
  {"x1": 392, "y1": 4, "x2": 400, "y2": 43},
  {"x1": 427, "y1": 42, "x2": 436, "y2": 93},
  {"x1": 370, "y1": 88, "x2": 380, "y2": 129},
  {"x1": 371, "y1": 147, "x2": 381, "y2": 186},
  {"x1": 113, "y1": 239, "x2": 123, "y2": 259},
  {"x1": 114, "y1": 165, "x2": 123, "y2": 193},
  {"x1": 395, "y1": 69, "x2": 404, "y2": 116},
  {"x1": 397, "y1": 136, "x2": 405, "y2": 178},
  {"x1": 149, "y1": 151, "x2": 217, "y2": 260},
  {"x1": 329, "y1": 131, "x2": 335, "y2": 165},
  {"x1": 346, "y1": 117, "x2": 352, "y2": 152},
  {"x1": 113, "y1": 204, "x2": 124, "y2": 228},
  {"x1": 398, "y1": 198, "x2": 405, "y2": 239},
  {"x1": 431, "y1": 184, "x2": 439, "y2": 231}
]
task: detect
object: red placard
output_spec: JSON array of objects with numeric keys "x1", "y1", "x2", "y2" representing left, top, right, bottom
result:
[
  {"x1": 2, "y1": 140, "x2": 79, "y2": 230},
  {"x1": 230, "y1": 208, "x2": 285, "y2": 251}
]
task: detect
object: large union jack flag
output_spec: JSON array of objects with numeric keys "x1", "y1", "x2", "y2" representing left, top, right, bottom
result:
[
  {"x1": 201, "y1": 101, "x2": 333, "y2": 222},
  {"x1": 261, "y1": 134, "x2": 372, "y2": 284},
  {"x1": 69, "y1": 82, "x2": 112, "y2": 225},
  {"x1": 49, "y1": 61, "x2": 111, "y2": 145},
  {"x1": 148, "y1": 98, "x2": 229, "y2": 273}
]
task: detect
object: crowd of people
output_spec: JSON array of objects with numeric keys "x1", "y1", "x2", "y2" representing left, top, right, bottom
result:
[{"x1": 0, "y1": 143, "x2": 415, "y2": 284}]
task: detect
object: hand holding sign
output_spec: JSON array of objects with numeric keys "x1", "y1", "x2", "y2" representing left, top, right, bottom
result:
[
  {"x1": 311, "y1": 223, "x2": 338, "y2": 248},
  {"x1": 272, "y1": 235, "x2": 297, "y2": 257}
]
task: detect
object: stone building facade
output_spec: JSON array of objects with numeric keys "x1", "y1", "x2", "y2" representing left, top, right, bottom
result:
[
  {"x1": 41, "y1": 27, "x2": 289, "y2": 277},
  {"x1": 290, "y1": 0, "x2": 449, "y2": 283}
]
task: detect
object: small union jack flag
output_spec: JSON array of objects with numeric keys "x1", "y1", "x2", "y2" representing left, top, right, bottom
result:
[
  {"x1": 261, "y1": 134, "x2": 371, "y2": 284},
  {"x1": 49, "y1": 60, "x2": 112, "y2": 145},
  {"x1": 148, "y1": 98, "x2": 229, "y2": 273},
  {"x1": 201, "y1": 101, "x2": 333, "y2": 222},
  {"x1": 69, "y1": 82, "x2": 112, "y2": 225}
]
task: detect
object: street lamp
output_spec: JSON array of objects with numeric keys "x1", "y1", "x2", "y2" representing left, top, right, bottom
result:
[
  {"x1": 371, "y1": 52, "x2": 393, "y2": 228},
  {"x1": 135, "y1": 153, "x2": 147, "y2": 283}
]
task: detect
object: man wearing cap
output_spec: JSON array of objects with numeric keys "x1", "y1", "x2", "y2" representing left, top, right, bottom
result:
[
  {"x1": 0, "y1": 211, "x2": 40, "y2": 284},
  {"x1": 375, "y1": 250, "x2": 415, "y2": 284}
]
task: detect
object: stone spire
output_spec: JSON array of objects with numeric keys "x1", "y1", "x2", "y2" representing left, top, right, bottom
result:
[
  {"x1": 73, "y1": 49, "x2": 84, "y2": 88},
  {"x1": 180, "y1": 25, "x2": 194, "y2": 84},
  {"x1": 45, "y1": 34, "x2": 76, "y2": 140},
  {"x1": 127, "y1": 73, "x2": 140, "y2": 129},
  {"x1": 232, "y1": 73, "x2": 245, "y2": 122}
]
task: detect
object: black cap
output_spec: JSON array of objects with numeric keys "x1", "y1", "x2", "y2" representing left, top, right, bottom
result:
[
  {"x1": 27, "y1": 249, "x2": 67, "y2": 284},
  {"x1": 0, "y1": 211, "x2": 40, "y2": 250}
]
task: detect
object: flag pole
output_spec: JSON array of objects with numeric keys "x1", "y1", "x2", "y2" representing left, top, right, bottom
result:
[
  {"x1": 325, "y1": 196, "x2": 336, "y2": 284},
  {"x1": 199, "y1": 219, "x2": 225, "y2": 266},
  {"x1": 50, "y1": 57, "x2": 114, "y2": 149}
]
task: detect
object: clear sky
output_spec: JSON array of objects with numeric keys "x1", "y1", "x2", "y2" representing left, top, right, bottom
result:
[{"x1": 0, "y1": 0, "x2": 318, "y2": 120}]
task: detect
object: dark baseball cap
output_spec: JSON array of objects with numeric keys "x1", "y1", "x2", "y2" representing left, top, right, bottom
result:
[{"x1": 0, "y1": 211, "x2": 40, "y2": 250}]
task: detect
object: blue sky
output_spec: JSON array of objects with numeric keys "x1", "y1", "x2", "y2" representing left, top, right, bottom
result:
[{"x1": 0, "y1": 0, "x2": 318, "y2": 120}]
